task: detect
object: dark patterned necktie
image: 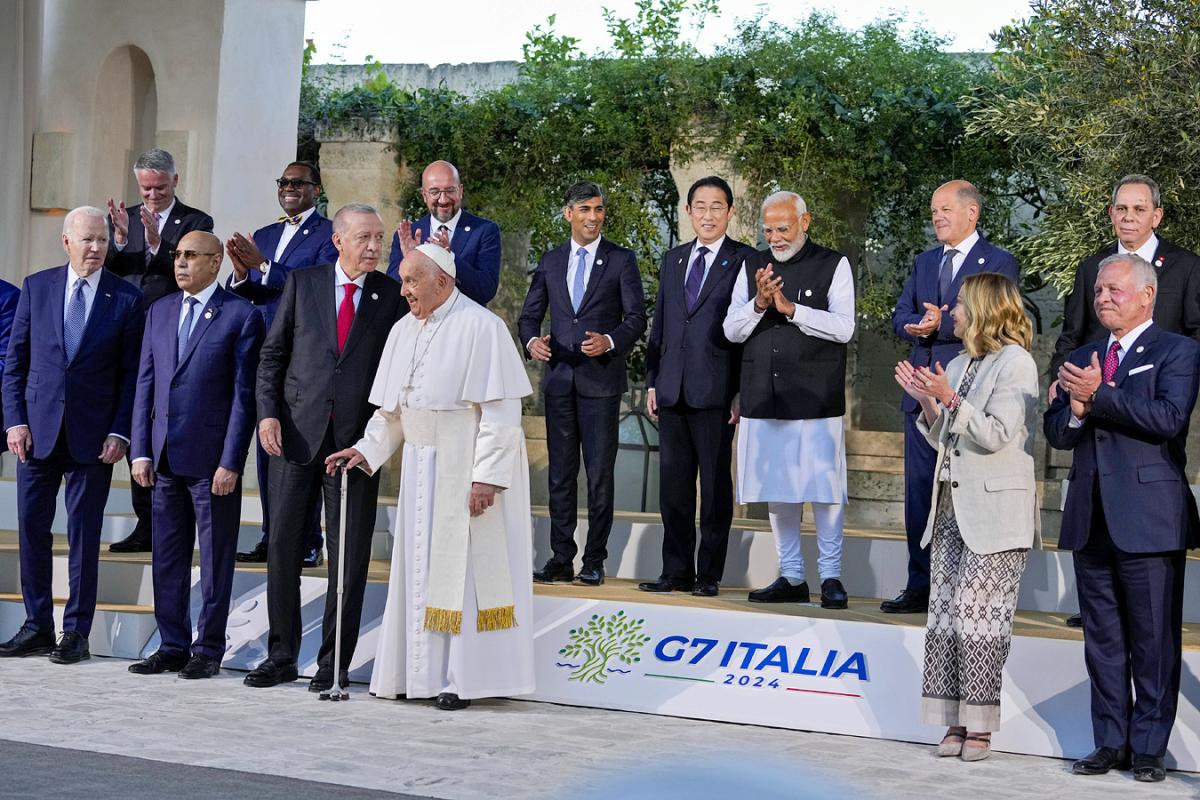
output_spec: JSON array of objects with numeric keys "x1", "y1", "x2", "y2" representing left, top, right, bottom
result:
[
  {"x1": 1102, "y1": 341, "x2": 1121, "y2": 382},
  {"x1": 937, "y1": 248, "x2": 958, "y2": 304},
  {"x1": 64, "y1": 278, "x2": 86, "y2": 362},
  {"x1": 685, "y1": 246, "x2": 709, "y2": 311}
]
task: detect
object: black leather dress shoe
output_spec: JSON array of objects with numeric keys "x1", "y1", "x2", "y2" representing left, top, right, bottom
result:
[
  {"x1": 435, "y1": 692, "x2": 471, "y2": 710},
  {"x1": 128, "y1": 650, "x2": 189, "y2": 674},
  {"x1": 692, "y1": 580, "x2": 719, "y2": 597},
  {"x1": 302, "y1": 547, "x2": 324, "y2": 569},
  {"x1": 243, "y1": 659, "x2": 299, "y2": 687},
  {"x1": 638, "y1": 576, "x2": 694, "y2": 593},
  {"x1": 748, "y1": 577, "x2": 809, "y2": 603},
  {"x1": 1131, "y1": 754, "x2": 1166, "y2": 782},
  {"x1": 880, "y1": 589, "x2": 929, "y2": 614},
  {"x1": 0, "y1": 624, "x2": 56, "y2": 657},
  {"x1": 532, "y1": 560, "x2": 575, "y2": 583},
  {"x1": 48, "y1": 631, "x2": 90, "y2": 664},
  {"x1": 820, "y1": 578, "x2": 849, "y2": 609},
  {"x1": 1072, "y1": 746, "x2": 1129, "y2": 775},
  {"x1": 308, "y1": 664, "x2": 350, "y2": 692},
  {"x1": 1065, "y1": 613, "x2": 1083, "y2": 628},
  {"x1": 180, "y1": 654, "x2": 221, "y2": 679},
  {"x1": 236, "y1": 541, "x2": 269, "y2": 563},
  {"x1": 109, "y1": 531, "x2": 152, "y2": 553},
  {"x1": 574, "y1": 566, "x2": 605, "y2": 586}
]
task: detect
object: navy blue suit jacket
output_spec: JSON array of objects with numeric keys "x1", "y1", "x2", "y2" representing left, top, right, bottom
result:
[
  {"x1": 132, "y1": 286, "x2": 264, "y2": 478},
  {"x1": 2, "y1": 266, "x2": 144, "y2": 462},
  {"x1": 105, "y1": 200, "x2": 214, "y2": 308},
  {"x1": 227, "y1": 211, "x2": 338, "y2": 330},
  {"x1": 1045, "y1": 324, "x2": 1200, "y2": 552},
  {"x1": 646, "y1": 237, "x2": 751, "y2": 409},
  {"x1": 517, "y1": 238, "x2": 647, "y2": 398},
  {"x1": 387, "y1": 210, "x2": 501, "y2": 307},
  {"x1": 892, "y1": 235, "x2": 1020, "y2": 412},
  {"x1": 0, "y1": 279, "x2": 19, "y2": 420}
]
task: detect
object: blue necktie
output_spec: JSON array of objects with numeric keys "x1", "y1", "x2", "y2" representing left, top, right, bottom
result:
[
  {"x1": 177, "y1": 297, "x2": 198, "y2": 365},
  {"x1": 685, "y1": 245, "x2": 709, "y2": 311},
  {"x1": 572, "y1": 247, "x2": 588, "y2": 312},
  {"x1": 64, "y1": 277, "x2": 86, "y2": 362},
  {"x1": 937, "y1": 248, "x2": 958, "y2": 305}
]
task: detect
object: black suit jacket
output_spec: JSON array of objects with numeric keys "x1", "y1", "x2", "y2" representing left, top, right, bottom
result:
[
  {"x1": 517, "y1": 238, "x2": 646, "y2": 397},
  {"x1": 105, "y1": 199, "x2": 214, "y2": 308},
  {"x1": 256, "y1": 265, "x2": 404, "y2": 465},
  {"x1": 1050, "y1": 237, "x2": 1200, "y2": 375},
  {"x1": 646, "y1": 237, "x2": 751, "y2": 409}
]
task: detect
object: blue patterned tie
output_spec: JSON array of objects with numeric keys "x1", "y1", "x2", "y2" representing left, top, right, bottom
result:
[
  {"x1": 63, "y1": 277, "x2": 86, "y2": 362},
  {"x1": 685, "y1": 246, "x2": 709, "y2": 311},
  {"x1": 937, "y1": 248, "x2": 958, "y2": 305},
  {"x1": 572, "y1": 247, "x2": 588, "y2": 312},
  {"x1": 177, "y1": 296, "x2": 198, "y2": 365}
]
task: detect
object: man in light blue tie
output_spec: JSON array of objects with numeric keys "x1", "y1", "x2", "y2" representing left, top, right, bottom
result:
[{"x1": 518, "y1": 182, "x2": 647, "y2": 586}]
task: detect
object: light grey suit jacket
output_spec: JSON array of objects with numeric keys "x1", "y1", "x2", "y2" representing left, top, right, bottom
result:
[{"x1": 917, "y1": 343, "x2": 1041, "y2": 555}]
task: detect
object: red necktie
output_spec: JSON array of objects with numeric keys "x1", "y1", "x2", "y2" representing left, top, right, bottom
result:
[
  {"x1": 337, "y1": 284, "x2": 357, "y2": 353},
  {"x1": 1102, "y1": 341, "x2": 1121, "y2": 383}
]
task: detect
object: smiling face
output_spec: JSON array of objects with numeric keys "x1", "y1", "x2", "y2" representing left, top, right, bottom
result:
[
  {"x1": 63, "y1": 214, "x2": 110, "y2": 277},
  {"x1": 930, "y1": 183, "x2": 978, "y2": 247},
  {"x1": 761, "y1": 200, "x2": 810, "y2": 261},
  {"x1": 950, "y1": 297, "x2": 967, "y2": 338},
  {"x1": 1108, "y1": 182, "x2": 1163, "y2": 251},
  {"x1": 420, "y1": 161, "x2": 462, "y2": 224},
  {"x1": 687, "y1": 186, "x2": 734, "y2": 246},
  {"x1": 399, "y1": 251, "x2": 453, "y2": 320},
  {"x1": 135, "y1": 168, "x2": 178, "y2": 213},
  {"x1": 564, "y1": 195, "x2": 605, "y2": 245},
  {"x1": 1094, "y1": 259, "x2": 1154, "y2": 337},
  {"x1": 276, "y1": 164, "x2": 320, "y2": 216}
]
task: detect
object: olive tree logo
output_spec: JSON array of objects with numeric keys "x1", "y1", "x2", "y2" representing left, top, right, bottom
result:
[{"x1": 557, "y1": 610, "x2": 651, "y2": 684}]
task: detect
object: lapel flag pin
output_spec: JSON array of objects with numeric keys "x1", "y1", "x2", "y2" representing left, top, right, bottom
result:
[
  {"x1": 721, "y1": 260, "x2": 728, "y2": 266},
  {"x1": 1136, "y1": 345, "x2": 1145, "y2": 353},
  {"x1": 371, "y1": 292, "x2": 379, "y2": 300},
  {"x1": 104, "y1": 292, "x2": 111, "y2": 298},
  {"x1": 303, "y1": 229, "x2": 309, "y2": 235}
]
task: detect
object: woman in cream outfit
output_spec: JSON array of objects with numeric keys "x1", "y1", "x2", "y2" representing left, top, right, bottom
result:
[{"x1": 895, "y1": 272, "x2": 1040, "y2": 762}]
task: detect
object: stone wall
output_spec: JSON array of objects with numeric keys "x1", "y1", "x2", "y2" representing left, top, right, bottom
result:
[{"x1": 310, "y1": 62, "x2": 521, "y2": 98}]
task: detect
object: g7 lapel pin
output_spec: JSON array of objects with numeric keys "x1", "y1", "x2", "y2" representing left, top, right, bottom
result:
[
  {"x1": 978, "y1": 257, "x2": 985, "y2": 264},
  {"x1": 204, "y1": 309, "x2": 214, "y2": 320},
  {"x1": 464, "y1": 226, "x2": 471, "y2": 233},
  {"x1": 174, "y1": 219, "x2": 181, "y2": 225},
  {"x1": 303, "y1": 229, "x2": 310, "y2": 235},
  {"x1": 596, "y1": 259, "x2": 604, "y2": 266},
  {"x1": 1136, "y1": 345, "x2": 1145, "y2": 353},
  {"x1": 1156, "y1": 257, "x2": 1164, "y2": 268},
  {"x1": 804, "y1": 289, "x2": 813, "y2": 297},
  {"x1": 371, "y1": 292, "x2": 379, "y2": 300}
]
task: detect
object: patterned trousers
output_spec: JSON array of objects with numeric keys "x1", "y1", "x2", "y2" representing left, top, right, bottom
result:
[{"x1": 921, "y1": 488, "x2": 1028, "y2": 732}]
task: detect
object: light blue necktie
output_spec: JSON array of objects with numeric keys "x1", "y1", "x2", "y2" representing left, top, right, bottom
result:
[
  {"x1": 64, "y1": 277, "x2": 86, "y2": 362},
  {"x1": 177, "y1": 297, "x2": 198, "y2": 365},
  {"x1": 572, "y1": 247, "x2": 588, "y2": 312}
]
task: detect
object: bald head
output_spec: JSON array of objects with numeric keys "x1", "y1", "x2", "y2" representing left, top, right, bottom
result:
[
  {"x1": 174, "y1": 230, "x2": 223, "y2": 294},
  {"x1": 399, "y1": 249, "x2": 455, "y2": 320},
  {"x1": 931, "y1": 180, "x2": 981, "y2": 247},
  {"x1": 421, "y1": 160, "x2": 463, "y2": 223}
]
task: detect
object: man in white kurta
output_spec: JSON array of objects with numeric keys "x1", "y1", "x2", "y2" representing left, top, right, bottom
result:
[
  {"x1": 723, "y1": 191, "x2": 856, "y2": 609},
  {"x1": 328, "y1": 245, "x2": 534, "y2": 710}
]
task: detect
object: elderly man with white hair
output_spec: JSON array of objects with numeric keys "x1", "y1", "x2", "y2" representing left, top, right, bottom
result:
[
  {"x1": 722, "y1": 191, "x2": 856, "y2": 609},
  {"x1": 328, "y1": 243, "x2": 536, "y2": 711}
]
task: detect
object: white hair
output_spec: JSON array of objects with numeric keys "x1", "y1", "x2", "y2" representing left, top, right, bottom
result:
[
  {"x1": 63, "y1": 206, "x2": 106, "y2": 237},
  {"x1": 1098, "y1": 252, "x2": 1158, "y2": 293},
  {"x1": 762, "y1": 191, "x2": 807, "y2": 218}
]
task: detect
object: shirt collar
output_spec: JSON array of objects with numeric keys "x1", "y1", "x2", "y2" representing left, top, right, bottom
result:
[
  {"x1": 1117, "y1": 232, "x2": 1159, "y2": 264},
  {"x1": 432, "y1": 209, "x2": 462, "y2": 238},
  {"x1": 570, "y1": 237, "x2": 602, "y2": 262},
  {"x1": 183, "y1": 280, "x2": 219, "y2": 308},
  {"x1": 66, "y1": 267, "x2": 104, "y2": 289},
  {"x1": 334, "y1": 262, "x2": 368, "y2": 289},
  {"x1": 284, "y1": 206, "x2": 317, "y2": 226},
  {"x1": 692, "y1": 236, "x2": 725, "y2": 260},
  {"x1": 1107, "y1": 317, "x2": 1155, "y2": 354},
  {"x1": 945, "y1": 230, "x2": 979, "y2": 259},
  {"x1": 148, "y1": 199, "x2": 176, "y2": 224}
]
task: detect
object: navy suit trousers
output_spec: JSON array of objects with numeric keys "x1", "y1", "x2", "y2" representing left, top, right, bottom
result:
[
  {"x1": 151, "y1": 462, "x2": 242, "y2": 659},
  {"x1": 1075, "y1": 481, "x2": 1186, "y2": 758},
  {"x1": 903, "y1": 409, "x2": 937, "y2": 592},
  {"x1": 17, "y1": 429, "x2": 113, "y2": 635}
]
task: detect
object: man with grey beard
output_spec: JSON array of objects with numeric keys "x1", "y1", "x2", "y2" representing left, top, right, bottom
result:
[{"x1": 722, "y1": 191, "x2": 856, "y2": 610}]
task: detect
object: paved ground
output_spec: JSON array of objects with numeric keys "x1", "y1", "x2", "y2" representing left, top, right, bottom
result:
[{"x1": 0, "y1": 656, "x2": 1195, "y2": 799}]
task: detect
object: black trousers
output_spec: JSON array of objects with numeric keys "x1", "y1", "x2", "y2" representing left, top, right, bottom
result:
[
  {"x1": 544, "y1": 391, "x2": 620, "y2": 569},
  {"x1": 657, "y1": 402, "x2": 734, "y2": 583},
  {"x1": 265, "y1": 424, "x2": 381, "y2": 670}
]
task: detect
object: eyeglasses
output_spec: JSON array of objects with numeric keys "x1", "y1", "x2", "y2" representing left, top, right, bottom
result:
[
  {"x1": 276, "y1": 178, "x2": 318, "y2": 189},
  {"x1": 422, "y1": 187, "x2": 461, "y2": 198},
  {"x1": 169, "y1": 250, "x2": 221, "y2": 260},
  {"x1": 690, "y1": 204, "x2": 729, "y2": 216}
]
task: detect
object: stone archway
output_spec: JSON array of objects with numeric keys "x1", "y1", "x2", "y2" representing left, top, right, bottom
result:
[{"x1": 90, "y1": 45, "x2": 157, "y2": 204}]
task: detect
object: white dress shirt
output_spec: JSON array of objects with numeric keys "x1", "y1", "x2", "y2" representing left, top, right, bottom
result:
[
  {"x1": 944, "y1": 229, "x2": 980, "y2": 280},
  {"x1": 1118, "y1": 232, "x2": 1159, "y2": 264},
  {"x1": 334, "y1": 261, "x2": 367, "y2": 313},
  {"x1": 685, "y1": 235, "x2": 725, "y2": 291}
]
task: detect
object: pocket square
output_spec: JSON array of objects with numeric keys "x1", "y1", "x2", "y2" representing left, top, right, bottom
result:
[{"x1": 1128, "y1": 364, "x2": 1155, "y2": 375}]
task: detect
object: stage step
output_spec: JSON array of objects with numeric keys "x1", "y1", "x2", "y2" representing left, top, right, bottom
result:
[{"x1": 0, "y1": 592, "x2": 158, "y2": 658}]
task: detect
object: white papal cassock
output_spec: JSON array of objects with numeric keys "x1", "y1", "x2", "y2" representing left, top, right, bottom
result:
[{"x1": 352, "y1": 288, "x2": 536, "y2": 700}]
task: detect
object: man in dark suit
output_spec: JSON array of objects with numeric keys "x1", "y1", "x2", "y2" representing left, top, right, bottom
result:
[
  {"x1": 885, "y1": 180, "x2": 1020, "y2": 614},
  {"x1": 244, "y1": 204, "x2": 404, "y2": 690},
  {"x1": 519, "y1": 181, "x2": 647, "y2": 586},
  {"x1": 639, "y1": 176, "x2": 749, "y2": 597},
  {"x1": 127, "y1": 231, "x2": 264, "y2": 679},
  {"x1": 387, "y1": 160, "x2": 501, "y2": 308},
  {"x1": 0, "y1": 206, "x2": 144, "y2": 663},
  {"x1": 0, "y1": 278, "x2": 18, "y2": 431},
  {"x1": 1046, "y1": 253, "x2": 1200, "y2": 783},
  {"x1": 228, "y1": 161, "x2": 338, "y2": 569},
  {"x1": 105, "y1": 147, "x2": 214, "y2": 554}
]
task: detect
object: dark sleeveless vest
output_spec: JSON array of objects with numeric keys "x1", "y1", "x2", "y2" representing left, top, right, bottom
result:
[{"x1": 739, "y1": 240, "x2": 849, "y2": 420}]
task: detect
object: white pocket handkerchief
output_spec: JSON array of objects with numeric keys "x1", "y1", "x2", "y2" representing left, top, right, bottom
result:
[{"x1": 1128, "y1": 364, "x2": 1155, "y2": 376}]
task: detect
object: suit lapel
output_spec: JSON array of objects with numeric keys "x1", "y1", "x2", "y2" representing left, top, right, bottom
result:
[
  {"x1": 1112, "y1": 324, "x2": 1158, "y2": 386},
  {"x1": 73, "y1": 272, "x2": 117, "y2": 364},
  {"x1": 670, "y1": 246, "x2": 689, "y2": 314},
  {"x1": 49, "y1": 266, "x2": 68, "y2": 362},
  {"x1": 338, "y1": 273, "x2": 382, "y2": 362},
  {"x1": 947, "y1": 238, "x2": 992, "y2": 301},
  {"x1": 578, "y1": 239, "x2": 612, "y2": 311},
  {"x1": 280, "y1": 213, "x2": 324, "y2": 263},
  {"x1": 450, "y1": 212, "x2": 475, "y2": 254},
  {"x1": 176, "y1": 286, "x2": 225, "y2": 373},
  {"x1": 314, "y1": 266, "x2": 339, "y2": 355},
  {"x1": 259, "y1": 222, "x2": 286, "y2": 264}
]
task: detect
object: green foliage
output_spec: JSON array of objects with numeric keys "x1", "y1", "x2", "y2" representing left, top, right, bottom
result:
[
  {"x1": 967, "y1": 0, "x2": 1200, "y2": 296},
  {"x1": 558, "y1": 610, "x2": 652, "y2": 684}
]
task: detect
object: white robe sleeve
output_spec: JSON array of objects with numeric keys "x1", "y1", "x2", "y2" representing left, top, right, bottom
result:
[
  {"x1": 787, "y1": 257, "x2": 856, "y2": 343},
  {"x1": 353, "y1": 407, "x2": 404, "y2": 476},
  {"x1": 723, "y1": 265, "x2": 764, "y2": 343},
  {"x1": 472, "y1": 398, "x2": 523, "y2": 490}
]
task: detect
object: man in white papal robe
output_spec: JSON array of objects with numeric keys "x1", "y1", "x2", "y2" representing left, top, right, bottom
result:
[{"x1": 328, "y1": 243, "x2": 534, "y2": 710}]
